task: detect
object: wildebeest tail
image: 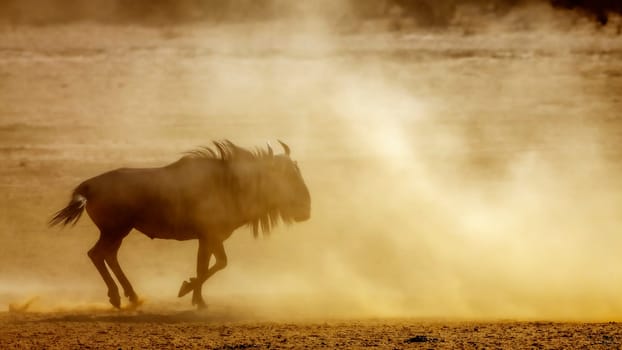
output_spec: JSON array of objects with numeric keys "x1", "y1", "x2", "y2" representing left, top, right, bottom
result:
[{"x1": 49, "y1": 184, "x2": 88, "y2": 227}]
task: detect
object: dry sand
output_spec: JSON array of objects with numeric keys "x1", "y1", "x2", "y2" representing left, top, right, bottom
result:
[{"x1": 3, "y1": 311, "x2": 622, "y2": 349}]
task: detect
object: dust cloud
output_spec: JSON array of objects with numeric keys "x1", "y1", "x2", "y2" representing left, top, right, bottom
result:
[{"x1": 1, "y1": 1, "x2": 622, "y2": 321}]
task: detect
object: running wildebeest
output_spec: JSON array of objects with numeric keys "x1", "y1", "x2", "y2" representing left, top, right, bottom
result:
[{"x1": 49, "y1": 140, "x2": 311, "y2": 309}]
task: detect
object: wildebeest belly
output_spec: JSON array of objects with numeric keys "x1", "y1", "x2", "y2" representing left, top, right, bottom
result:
[
  {"x1": 130, "y1": 183, "x2": 201, "y2": 240},
  {"x1": 133, "y1": 220, "x2": 199, "y2": 241},
  {"x1": 132, "y1": 203, "x2": 200, "y2": 240}
]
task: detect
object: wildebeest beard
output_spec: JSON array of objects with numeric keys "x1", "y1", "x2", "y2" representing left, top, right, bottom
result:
[{"x1": 185, "y1": 140, "x2": 299, "y2": 238}]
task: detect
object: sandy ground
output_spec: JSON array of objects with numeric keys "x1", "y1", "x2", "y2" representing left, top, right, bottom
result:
[
  {"x1": 3, "y1": 311, "x2": 622, "y2": 349},
  {"x1": 2, "y1": 17, "x2": 622, "y2": 348}
]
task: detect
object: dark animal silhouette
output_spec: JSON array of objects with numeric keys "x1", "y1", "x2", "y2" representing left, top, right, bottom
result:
[{"x1": 49, "y1": 140, "x2": 311, "y2": 309}]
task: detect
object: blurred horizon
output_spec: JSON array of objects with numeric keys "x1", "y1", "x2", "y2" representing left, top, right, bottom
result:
[{"x1": 0, "y1": 0, "x2": 620, "y2": 30}]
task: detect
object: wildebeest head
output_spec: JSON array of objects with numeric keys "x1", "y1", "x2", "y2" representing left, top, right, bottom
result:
[
  {"x1": 190, "y1": 140, "x2": 311, "y2": 236},
  {"x1": 265, "y1": 141, "x2": 311, "y2": 223}
]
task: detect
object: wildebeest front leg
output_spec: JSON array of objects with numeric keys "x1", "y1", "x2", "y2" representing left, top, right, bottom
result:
[
  {"x1": 192, "y1": 238, "x2": 212, "y2": 308},
  {"x1": 178, "y1": 238, "x2": 211, "y2": 303},
  {"x1": 178, "y1": 239, "x2": 228, "y2": 309},
  {"x1": 193, "y1": 241, "x2": 228, "y2": 308}
]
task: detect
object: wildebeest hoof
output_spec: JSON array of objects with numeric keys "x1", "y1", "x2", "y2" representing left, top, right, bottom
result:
[
  {"x1": 178, "y1": 278, "x2": 196, "y2": 297},
  {"x1": 128, "y1": 293, "x2": 140, "y2": 303},
  {"x1": 129, "y1": 295, "x2": 143, "y2": 306},
  {"x1": 124, "y1": 297, "x2": 144, "y2": 310},
  {"x1": 193, "y1": 298, "x2": 207, "y2": 310},
  {"x1": 108, "y1": 292, "x2": 121, "y2": 309}
]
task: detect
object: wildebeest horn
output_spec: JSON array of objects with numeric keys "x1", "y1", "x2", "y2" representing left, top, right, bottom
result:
[
  {"x1": 278, "y1": 140, "x2": 290, "y2": 156},
  {"x1": 267, "y1": 143, "x2": 273, "y2": 157}
]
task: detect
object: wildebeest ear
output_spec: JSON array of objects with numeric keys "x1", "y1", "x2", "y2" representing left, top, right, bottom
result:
[{"x1": 278, "y1": 140, "x2": 290, "y2": 156}]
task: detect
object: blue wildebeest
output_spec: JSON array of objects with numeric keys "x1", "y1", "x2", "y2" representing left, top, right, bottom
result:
[{"x1": 49, "y1": 140, "x2": 311, "y2": 309}]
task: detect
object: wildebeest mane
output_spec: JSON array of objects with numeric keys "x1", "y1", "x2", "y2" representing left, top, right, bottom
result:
[
  {"x1": 185, "y1": 140, "x2": 291, "y2": 238},
  {"x1": 184, "y1": 140, "x2": 273, "y2": 162}
]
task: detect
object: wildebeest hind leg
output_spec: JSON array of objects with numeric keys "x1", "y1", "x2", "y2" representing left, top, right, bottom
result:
[
  {"x1": 105, "y1": 236, "x2": 140, "y2": 307},
  {"x1": 88, "y1": 235, "x2": 121, "y2": 308}
]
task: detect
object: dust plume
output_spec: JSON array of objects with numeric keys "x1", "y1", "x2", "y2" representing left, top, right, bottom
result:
[
  {"x1": 8, "y1": 296, "x2": 116, "y2": 314},
  {"x1": 8, "y1": 297, "x2": 38, "y2": 313},
  {"x1": 1, "y1": 2, "x2": 622, "y2": 321}
]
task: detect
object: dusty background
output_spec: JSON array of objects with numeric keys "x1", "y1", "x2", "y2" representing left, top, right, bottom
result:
[{"x1": 1, "y1": 0, "x2": 622, "y2": 347}]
